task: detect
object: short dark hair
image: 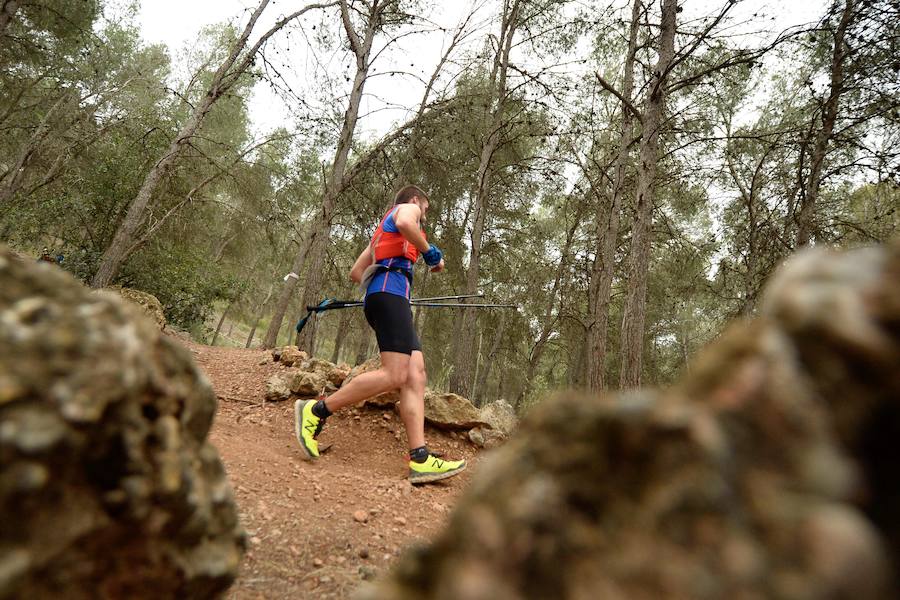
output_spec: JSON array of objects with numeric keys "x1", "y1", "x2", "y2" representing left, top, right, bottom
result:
[{"x1": 393, "y1": 185, "x2": 428, "y2": 205}]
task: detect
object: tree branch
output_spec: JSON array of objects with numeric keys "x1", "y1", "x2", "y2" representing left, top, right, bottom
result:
[{"x1": 595, "y1": 72, "x2": 643, "y2": 124}]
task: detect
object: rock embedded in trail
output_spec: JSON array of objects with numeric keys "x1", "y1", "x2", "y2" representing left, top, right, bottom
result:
[
  {"x1": 478, "y1": 399, "x2": 518, "y2": 435},
  {"x1": 272, "y1": 346, "x2": 308, "y2": 366},
  {"x1": 265, "y1": 373, "x2": 292, "y2": 402},
  {"x1": 364, "y1": 243, "x2": 900, "y2": 600},
  {"x1": 423, "y1": 391, "x2": 490, "y2": 430},
  {"x1": 0, "y1": 246, "x2": 245, "y2": 599}
]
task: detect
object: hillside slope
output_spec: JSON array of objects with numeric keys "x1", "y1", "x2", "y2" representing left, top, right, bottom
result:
[{"x1": 178, "y1": 339, "x2": 480, "y2": 599}]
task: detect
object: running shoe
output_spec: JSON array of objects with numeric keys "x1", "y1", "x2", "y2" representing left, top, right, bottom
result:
[
  {"x1": 408, "y1": 454, "x2": 466, "y2": 484},
  {"x1": 295, "y1": 399, "x2": 324, "y2": 459}
]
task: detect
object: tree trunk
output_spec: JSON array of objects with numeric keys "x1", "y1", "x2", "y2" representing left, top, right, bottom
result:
[
  {"x1": 586, "y1": 0, "x2": 641, "y2": 392},
  {"x1": 245, "y1": 314, "x2": 262, "y2": 348},
  {"x1": 518, "y1": 211, "x2": 579, "y2": 405},
  {"x1": 90, "y1": 0, "x2": 330, "y2": 288},
  {"x1": 262, "y1": 230, "x2": 314, "y2": 348},
  {"x1": 449, "y1": 0, "x2": 521, "y2": 398},
  {"x1": 795, "y1": 0, "x2": 853, "y2": 247},
  {"x1": 330, "y1": 309, "x2": 352, "y2": 364},
  {"x1": 211, "y1": 298, "x2": 236, "y2": 346},
  {"x1": 245, "y1": 282, "x2": 274, "y2": 348},
  {"x1": 269, "y1": 0, "x2": 381, "y2": 353},
  {"x1": 474, "y1": 312, "x2": 506, "y2": 407},
  {"x1": 0, "y1": 90, "x2": 70, "y2": 207},
  {"x1": 354, "y1": 320, "x2": 372, "y2": 365},
  {"x1": 618, "y1": 0, "x2": 677, "y2": 388}
]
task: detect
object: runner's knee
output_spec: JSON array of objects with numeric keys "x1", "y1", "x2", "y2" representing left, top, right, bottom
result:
[
  {"x1": 408, "y1": 361, "x2": 426, "y2": 388},
  {"x1": 385, "y1": 365, "x2": 408, "y2": 389}
]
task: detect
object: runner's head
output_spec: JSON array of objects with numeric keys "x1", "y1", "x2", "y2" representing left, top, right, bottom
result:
[{"x1": 393, "y1": 185, "x2": 430, "y2": 220}]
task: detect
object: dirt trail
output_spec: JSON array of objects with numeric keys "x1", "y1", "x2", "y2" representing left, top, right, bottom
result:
[{"x1": 176, "y1": 338, "x2": 480, "y2": 599}]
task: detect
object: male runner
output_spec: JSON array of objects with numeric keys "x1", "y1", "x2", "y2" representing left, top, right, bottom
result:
[{"x1": 294, "y1": 185, "x2": 466, "y2": 484}]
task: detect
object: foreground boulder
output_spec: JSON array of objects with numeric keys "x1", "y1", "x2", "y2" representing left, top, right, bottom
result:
[
  {"x1": 365, "y1": 243, "x2": 900, "y2": 599},
  {"x1": 0, "y1": 247, "x2": 245, "y2": 599}
]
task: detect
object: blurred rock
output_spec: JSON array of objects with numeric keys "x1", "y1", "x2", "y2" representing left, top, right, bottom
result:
[
  {"x1": 99, "y1": 285, "x2": 166, "y2": 330},
  {"x1": 364, "y1": 242, "x2": 900, "y2": 600},
  {"x1": 0, "y1": 246, "x2": 245, "y2": 599}
]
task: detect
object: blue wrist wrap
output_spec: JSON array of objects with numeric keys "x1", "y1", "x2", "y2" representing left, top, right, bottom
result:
[{"x1": 422, "y1": 244, "x2": 442, "y2": 266}]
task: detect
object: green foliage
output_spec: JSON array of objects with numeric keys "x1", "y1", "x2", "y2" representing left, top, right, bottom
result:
[{"x1": 1, "y1": 0, "x2": 896, "y2": 411}]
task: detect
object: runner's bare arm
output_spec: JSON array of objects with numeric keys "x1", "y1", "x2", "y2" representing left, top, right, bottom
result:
[
  {"x1": 394, "y1": 204, "x2": 430, "y2": 253},
  {"x1": 349, "y1": 246, "x2": 373, "y2": 283}
]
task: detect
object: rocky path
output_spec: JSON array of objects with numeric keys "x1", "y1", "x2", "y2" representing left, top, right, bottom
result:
[{"x1": 176, "y1": 339, "x2": 480, "y2": 599}]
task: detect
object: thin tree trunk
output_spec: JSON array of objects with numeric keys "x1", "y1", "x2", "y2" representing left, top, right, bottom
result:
[
  {"x1": 354, "y1": 320, "x2": 372, "y2": 365},
  {"x1": 0, "y1": 91, "x2": 70, "y2": 207},
  {"x1": 586, "y1": 0, "x2": 641, "y2": 392},
  {"x1": 390, "y1": 8, "x2": 475, "y2": 189},
  {"x1": 618, "y1": 0, "x2": 677, "y2": 388},
  {"x1": 211, "y1": 298, "x2": 236, "y2": 346},
  {"x1": 246, "y1": 315, "x2": 262, "y2": 348},
  {"x1": 262, "y1": 230, "x2": 314, "y2": 348},
  {"x1": 246, "y1": 282, "x2": 275, "y2": 348},
  {"x1": 474, "y1": 312, "x2": 506, "y2": 407},
  {"x1": 518, "y1": 211, "x2": 579, "y2": 404},
  {"x1": 449, "y1": 0, "x2": 521, "y2": 398},
  {"x1": 295, "y1": 0, "x2": 384, "y2": 354},
  {"x1": 267, "y1": 0, "x2": 380, "y2": 352},
  {"x1": 90, "y1": 0, "x2": 333, "y2": 288},
  {"x1": 796, "y1": 0, "x2": 853, "y2": 247},
  {"x1": 330, "y1": 309, "x2": 352, "y2": 364}
]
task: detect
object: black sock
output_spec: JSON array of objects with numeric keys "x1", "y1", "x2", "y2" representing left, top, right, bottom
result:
[
  {"x1": 409, "y1": 446, "x2": 428, "y2": 463},
  {"x1": 312, "y1": 399, "x2": 332, "y2": 419}
]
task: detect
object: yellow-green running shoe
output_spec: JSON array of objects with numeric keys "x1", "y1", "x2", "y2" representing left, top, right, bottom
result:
[
  {"x1": 408, "y1": 454, "x2": 466, "y2": 484},
  {"x1": 294, "y1": 399, "x2": 324, "y2": 459}
]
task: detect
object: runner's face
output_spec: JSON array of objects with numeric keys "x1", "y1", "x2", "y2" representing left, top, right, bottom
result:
[{"x1": 414, "y1": 195, "x2": 429, "y2": 222}]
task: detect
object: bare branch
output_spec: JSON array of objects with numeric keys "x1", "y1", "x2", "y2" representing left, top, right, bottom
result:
[{"x1": 595, "y1": 72, "x2": 643, "y2": 124}]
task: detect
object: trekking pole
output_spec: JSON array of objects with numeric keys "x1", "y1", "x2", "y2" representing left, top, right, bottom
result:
[
  {"x1": 409, "y1": 302, "x2": 518, "y2": 309},
  {"x1": 411, "y1": 293, "x2": 485, "y2": 303}
]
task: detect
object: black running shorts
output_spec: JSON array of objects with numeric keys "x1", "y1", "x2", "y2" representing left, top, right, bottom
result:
[{"x1": 364, "y1": 292, "x2": 421, "y2": 355}]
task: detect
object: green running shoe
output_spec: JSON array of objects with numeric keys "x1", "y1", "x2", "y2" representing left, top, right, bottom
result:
[
  {"x1": 408, "y1": 454, "x2": 466, "y2": 484},
  {"x1": 294, "y1": 399, "x2": 324, "y2": 460}
]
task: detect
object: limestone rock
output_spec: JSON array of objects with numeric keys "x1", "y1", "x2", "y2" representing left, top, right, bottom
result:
[
  {"x1": 98, "y1": 286, "x2": 166, "y2": 330},
  {"x1": 265, "y1": 374, "x2": 291, "y2": 402},
  {"x1": 328, "y1": 365, "x2": 350, "y2": 387},
  {"x1": 468, "y1": 426, "x2": 508, "y2": 449},
  {"x1": 423, "y1": 391, "x2": 489, "y2": 430},
  {"x1": 288, "y1": 370, "x2": 327, "y2": 398},
  {"x1": 364, "y1": 243, "x2": 900, "y2": 600},
  {"x1": 0, "y1": 246, "x2": 245, "y2": 599},
  {"x1": 479, "y1": 399, "x2": 518, "y2": 435},
  {"x1": 276, "y1": 346, "x2": 308, "y2": 367}
]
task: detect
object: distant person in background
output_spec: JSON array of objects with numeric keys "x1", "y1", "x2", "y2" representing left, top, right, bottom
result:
[
  {"x1": 294, "y1": 185, "x2": 467, "y2": 484},
  {"x1": 38, "y1": 248, "x2": 55, "y2": 263}
]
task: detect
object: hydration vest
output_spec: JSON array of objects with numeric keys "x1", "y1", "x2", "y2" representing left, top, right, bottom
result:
[{"x1": 370, "y1": 205, "x2": 425, "y2": 262}]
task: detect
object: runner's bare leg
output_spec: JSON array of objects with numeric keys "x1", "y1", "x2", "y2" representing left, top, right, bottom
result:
[
  {"x1": 323, "y1": 351, "x2": 410, "y2": 412},
  {"x1": 397, "y1": 351, "x2": 426, "y2": 449}
]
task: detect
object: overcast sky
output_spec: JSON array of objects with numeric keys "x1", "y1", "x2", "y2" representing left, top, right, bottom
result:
[{"x1": 136, "y1": 0, "x2": 824, "y2": 138}]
